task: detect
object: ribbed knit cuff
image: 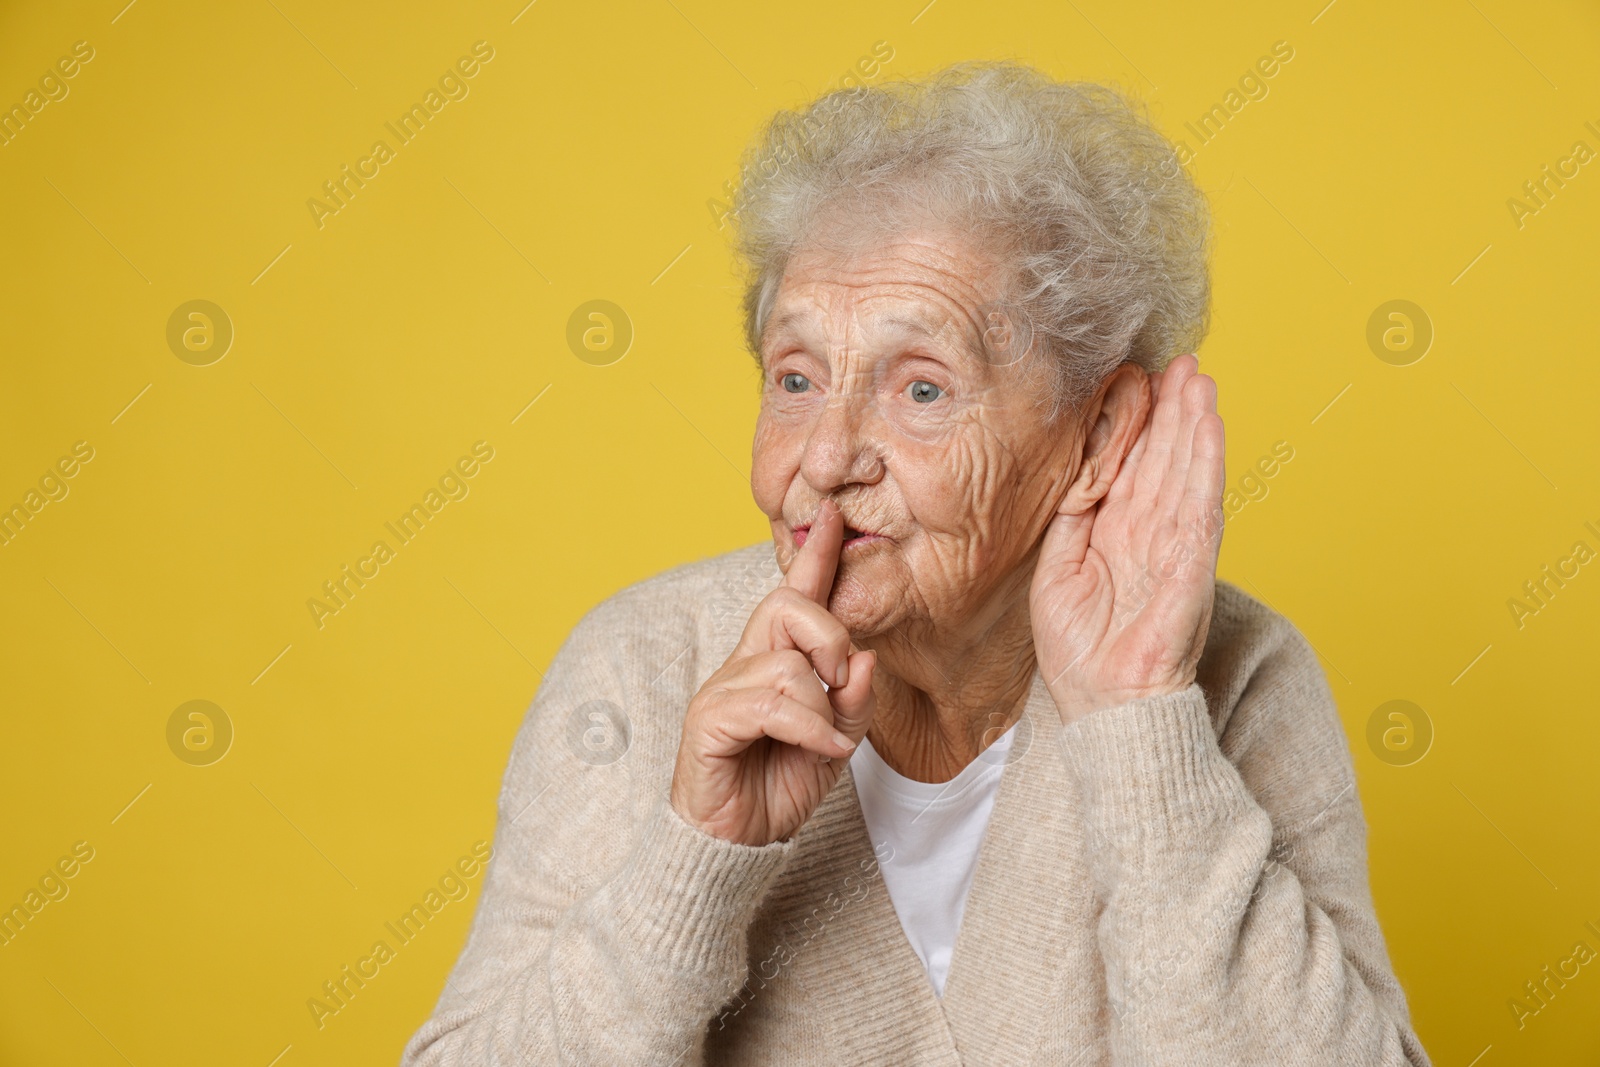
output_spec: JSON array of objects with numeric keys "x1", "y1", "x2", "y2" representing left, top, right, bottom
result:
[
  {"x1": 1057, "y1": 684, "x2": 1253, "y2": 851},
  {"x1": 606, "y1": 796, "x2": 798, "y2": 974}
]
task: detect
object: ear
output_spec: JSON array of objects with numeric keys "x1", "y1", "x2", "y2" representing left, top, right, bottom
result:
[{"x1": 1057, "y1": 362, "x2": 1151, "y2": 516}]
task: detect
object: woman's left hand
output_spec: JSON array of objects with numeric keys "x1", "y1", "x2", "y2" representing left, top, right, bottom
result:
[{"x1": 1030, "y1": 354, "x2": 1226, "y2": 725}]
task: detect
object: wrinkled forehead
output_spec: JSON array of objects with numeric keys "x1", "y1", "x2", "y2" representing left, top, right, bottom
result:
[
  {"x1": 757, "y1": 231, "x2": 1014, "y2": 366},
  {"x1": 759, "y1": 298, "x2": 980, "y2": 362}
]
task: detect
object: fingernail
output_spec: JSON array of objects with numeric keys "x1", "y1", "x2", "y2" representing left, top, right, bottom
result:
[
  {"x1": 835, "y1": 663, "x2": 849, "y2": 687},
  {"x1": 833, "y1": 731, "x2": 856, "y2": 752}
]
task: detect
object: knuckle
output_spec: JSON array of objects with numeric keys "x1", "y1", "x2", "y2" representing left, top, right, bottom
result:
[
  {"x1": 753, "y1": 689, "x2": 786, "y2": 722},
  {"x1": 768, "y1": 585, "x2": 804, "y2": 611},
  {"x1": 687, "y1": 686, "x2": 723, "y2": 723},
  {"x1": 774, "y1": 648, "x2": 811, "y2": 677},
  {"x1": 771, "y1": 646, "x2": 806, "y2": 671}
]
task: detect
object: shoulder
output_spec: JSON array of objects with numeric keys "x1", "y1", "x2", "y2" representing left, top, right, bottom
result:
[
  {"x1": 528, "y1": 540, "x2": 783, "y2": 741},
  {"x1": 1195, "y1": 579, "x2": 1322, "y2": 725},
  {"x1": 562, "y1": 540, "x2": 781, "y2": 678},
  {"x1": 588, "y1": 539, "x2": 780, "y2": 622},
  {"x1": 1197, "y1": 579, "x2": 1358, "y2": 825},
  {"x1": 494, "y1": 541, "x2": 781, "y2": 883}
]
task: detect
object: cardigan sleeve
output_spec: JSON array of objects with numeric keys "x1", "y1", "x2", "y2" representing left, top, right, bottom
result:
[
  {"x1": 399, "y1": 599, "x2": 797, "y2": 1067},
  {"x1": 1056, "y1": 618, "x2": 1432, "y2": 1066}
]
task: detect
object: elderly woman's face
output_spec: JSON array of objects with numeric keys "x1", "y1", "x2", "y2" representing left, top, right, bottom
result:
[{"x1": 752, "y1": 228, "x2": 1081, "y2": 637}]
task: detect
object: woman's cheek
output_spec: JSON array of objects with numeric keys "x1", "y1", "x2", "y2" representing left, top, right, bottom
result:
[
  {"x1": 750, "y1": 414, "x2": 803, "y2": 507},
  {"x1": 902, "y1": 433, "x2": 992, "y2": 542},
  {"x1": 757, "y1": 386, "x2": 817, "y2": 432},
  {"x1": 753, "y1": 405, "x2": 806, "y2": 455},
  {"x1": 889, "y1": 444, "x2": 958, "y2": 534}
]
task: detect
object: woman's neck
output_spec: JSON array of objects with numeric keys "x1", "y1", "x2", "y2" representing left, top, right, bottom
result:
[{"x1": 857, "y1": 586, "x2": 1039, "y2": 783}]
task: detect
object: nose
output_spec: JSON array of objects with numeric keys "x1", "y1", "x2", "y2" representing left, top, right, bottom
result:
[{"x1": 799, "y1": 389, "x2": 886, "y2": 494}]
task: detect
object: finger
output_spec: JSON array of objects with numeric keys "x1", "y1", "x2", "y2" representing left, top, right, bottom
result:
[
  {"x1": 1133, "y1": 355, "x2": 1195, "y2": 506},
  {"x1": 1037, "y1": 505, "x2": 1096, "y2": 576},
  {"x1": 1153, "y1": 370, "x2": 1212, "y2": 522},
  {"x1": 1183, "y1": 409, "x2": 1227, "y2": 568},
  {"x1": 826, "y1": 649, "x2": 877, "y2": 741},
  {"x1": 743, "y1": 586, "x2": 854, "y2": 687},
  {"x1": 709, "y1": 688, "x2": 856, "y2": 757},
  {"x1": 1150, "y1": 375, "x2": 1221, "y2": 584},
  {"x1": 1124, "y1": 377, "x2": 1179, "y2": 512},
  {"x1": 783, "y1": 497, "x2": 843, "y2": 606},
  {"x1": 1104, "y1": 374, "x2": 1157, "y2": 508},
  {"x1": 724, "y1": 648, "x2": 836, "y2": 720}
]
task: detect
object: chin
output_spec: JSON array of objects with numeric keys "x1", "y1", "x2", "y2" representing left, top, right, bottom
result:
[{"x1": 825, "y1": 563, "x2": 904, "y2": 638}]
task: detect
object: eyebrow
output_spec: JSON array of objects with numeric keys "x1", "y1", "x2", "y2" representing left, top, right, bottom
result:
[
  {"x1": 881, "y1": 314, "x2": 987, "y2": 364},
  {"x1": 761, "y1": 310, "x2": 955, "y2": 351},
  {"x1": 879, "y1": 315, "x2": 942, "y2": 340},
  {"x1": 760, "y1": 310, "x2": 804, "y2": 347}
]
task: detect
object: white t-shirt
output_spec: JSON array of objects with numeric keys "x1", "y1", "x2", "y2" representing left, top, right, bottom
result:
[{"x1": 849, "y1": 722, "x2": 1018, "y2": 998}]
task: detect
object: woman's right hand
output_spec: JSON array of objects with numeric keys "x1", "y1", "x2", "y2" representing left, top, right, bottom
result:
[{"x1": 670, "y1": 498, "x2": 878, "y2": 847}]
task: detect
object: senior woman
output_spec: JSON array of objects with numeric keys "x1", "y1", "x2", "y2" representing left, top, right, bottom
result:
[{"x1": 402, "y1": 62, "x2": 1430, "y2": 1065}]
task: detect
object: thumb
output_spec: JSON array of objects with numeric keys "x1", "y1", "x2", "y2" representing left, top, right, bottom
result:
[{"x1": 827, "y1": 648, "x2": 877, "y2": 742}]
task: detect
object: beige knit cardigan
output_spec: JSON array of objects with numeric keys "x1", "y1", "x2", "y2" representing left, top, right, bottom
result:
[{"x1": 400, "y1": 543, "x2": 1432, "y2": 1065}]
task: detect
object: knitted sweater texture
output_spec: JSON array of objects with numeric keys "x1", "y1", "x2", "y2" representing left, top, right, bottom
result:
[{"x1": 400, "y1": 543, "x2": 1431, "y2": 1066}]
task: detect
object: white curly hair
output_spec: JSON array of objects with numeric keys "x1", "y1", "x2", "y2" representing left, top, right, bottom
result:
[{"x1": 728, "y1": 60, "x2": 1211, "y2": 419}]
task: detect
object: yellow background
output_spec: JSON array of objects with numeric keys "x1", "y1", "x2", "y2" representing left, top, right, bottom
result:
[{"x1": 2, "y1": 0, "x2": 1597, "y2": 1063}]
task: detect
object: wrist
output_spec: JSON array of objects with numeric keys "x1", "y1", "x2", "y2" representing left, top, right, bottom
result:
[{"x1": 1050, "y1": 677, "x2": 1194, "y2": 727}]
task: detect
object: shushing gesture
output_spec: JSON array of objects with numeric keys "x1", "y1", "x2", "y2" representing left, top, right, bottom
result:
[{"x1": 671, "y1": 499, "x2": 878, "y2": 846}]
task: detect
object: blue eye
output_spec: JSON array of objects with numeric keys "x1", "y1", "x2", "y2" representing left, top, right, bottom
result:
[
  {"x1": 781, "y1": 373, "x2": 811, "y2": 394},
  {"x1": 908, "y1": 380, "x2": 943, "y2": 403}
]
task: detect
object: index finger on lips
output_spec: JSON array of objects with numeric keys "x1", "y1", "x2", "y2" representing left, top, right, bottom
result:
[{"x1": 782, "y1": 497, "x2": 843, "y2": 606}]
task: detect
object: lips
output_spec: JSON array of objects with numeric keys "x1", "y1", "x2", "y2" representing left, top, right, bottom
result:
[{"x1": 793, "y1": 519, "x2": 886, "y2": 549}]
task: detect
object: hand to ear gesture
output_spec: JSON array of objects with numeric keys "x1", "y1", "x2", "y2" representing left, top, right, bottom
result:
[{"x1": 1029, "y1": 355, "x2": 1226, "y2": 726}]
